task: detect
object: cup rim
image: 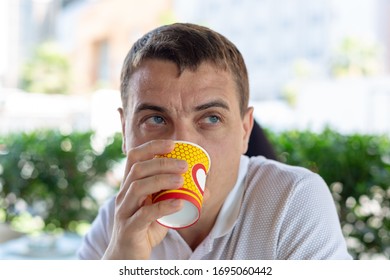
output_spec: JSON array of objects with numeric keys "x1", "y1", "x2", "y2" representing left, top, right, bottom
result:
[{"x1": 173, "y1": 140, "x2": 211, "y2": 170}]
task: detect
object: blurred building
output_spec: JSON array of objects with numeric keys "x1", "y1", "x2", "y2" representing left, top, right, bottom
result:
[
  {"x1": 175, "y1": 0, "x2": 390, "y2": 100},
  {"x1": 1, "y1": 0, "x2": 390, "y2": 98},
  {"x1": 58, "y1": 0, "x2": 174, "y2": 94},
  {"x1": 0, "y1": 0, "x2": 174, "y2": 94},
  {"x1": 178, "y1": 0, "x2": 332, "y2": 100},
  {"x1": 0, "y1": 0, "x2": 61, "y2": 89}
]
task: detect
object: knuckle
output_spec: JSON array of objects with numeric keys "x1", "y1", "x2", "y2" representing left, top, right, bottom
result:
[
  {"x1": 115, "y1": 191, "x2": 123, "y2": 204},
  {"x1": 114, "y1": 196, "x2": 128, "y2": 219},
  {"x1": 131, "y1": 160, "x2": 141, "y2": 171},
  {"x1": 129, "y1": 180, "x2": 143, "y2": 196},
  {"x1": 126, "y1": 147, "x2": 138, "y2": 162},
  {"x1": 129, "y1": 161, "x2": 143, "y2": 177},
  {"x1": 115, "y1": 183, "x2": 128, "y2": 204}
]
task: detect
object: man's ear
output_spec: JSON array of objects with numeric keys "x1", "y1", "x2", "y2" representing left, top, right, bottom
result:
[
  {"x1": 241, "y1": 107, "x2": 254, "y2": 154},
  {"x1": 118, "y1": 107, "x2": 127, "y2": 154}
]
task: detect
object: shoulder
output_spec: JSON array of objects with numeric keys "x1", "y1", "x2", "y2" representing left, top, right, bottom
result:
[
  {"x1": 240, "y1": 157, "x2": 351, "y2": 259},
  {"x1": 77, "y1": 196, "x2": 115, "y2": 259},
  {"x1": 241, "y1": 156, "x2": 334, "y2": 235},
  {"x1": 93, "y1": 196, "x2": 116, "y2": 235},
  {"x1": 245, "y1": 156, "x2": 327, "y2": 196}
]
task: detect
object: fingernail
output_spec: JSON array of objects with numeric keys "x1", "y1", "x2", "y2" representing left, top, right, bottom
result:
[
  {"x1": 171, "y1": 175, "x2": 184, "y2": 185},
  {"x1": 164, "y1": 140, "x2": 175, "y2": 149},
  {"x1": 177, "y1": 160, "x2": 188, "y2": 169}
]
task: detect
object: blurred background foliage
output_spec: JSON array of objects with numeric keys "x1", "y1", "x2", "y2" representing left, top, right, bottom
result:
[
  {"x1": 329, "y1": 37, "x2": 383, "y2": 78},
  {"x1": 20, "y1": 42, "x2": 71, "y2": 94},
  {"x1": 0, "y1": 128, "x2": 389, "y2": 259},
  {"x1": 267, "y1": 128, "x2": 390, "y2": 260},
  {"x1": 0, "y1": 130, "x2": 124, "y2": 234}
]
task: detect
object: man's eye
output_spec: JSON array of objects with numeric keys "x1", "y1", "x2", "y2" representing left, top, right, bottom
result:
[
  {"x1": 205, "y1": 115, "x2": 220, "y2": 124},
  {"x1": 145, "y1": 116, "x2": 166, "y2": 125}
]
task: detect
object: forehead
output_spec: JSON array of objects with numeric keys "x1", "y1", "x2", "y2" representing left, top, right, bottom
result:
[{"x1": 126, "y1": 60, "x2": 239, "y2": 109}]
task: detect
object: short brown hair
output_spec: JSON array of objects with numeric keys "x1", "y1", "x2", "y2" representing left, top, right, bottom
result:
[{"x1": 120, "y1": 23, "x2": 249, "y2": 116}]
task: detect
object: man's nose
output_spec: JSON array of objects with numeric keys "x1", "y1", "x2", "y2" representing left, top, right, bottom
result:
[{"x1": 171, "y1": 122, "x2": 196, "y2": 142}]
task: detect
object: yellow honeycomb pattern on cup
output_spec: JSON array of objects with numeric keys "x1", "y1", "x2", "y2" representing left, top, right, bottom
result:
[
  {"x1": 160, "y1": 142, "x2": 210, "y2": 196},
  {"x1": 152, "y1": 141, "x2": 210, "y2": 228}
]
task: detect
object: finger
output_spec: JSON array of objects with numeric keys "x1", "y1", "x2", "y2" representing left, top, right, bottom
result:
[
  {"x1": 123, "y1": 140, "x2": 176, "y2": 177},
  {"x1": 132, "y1": 199, "x2": 183, "y2": 228},
  {"x1": 116, "y1": 174, "x2": 184, "y2": 218},
  {"x1": 125, "y1": 157, "x2": 187, "y2": 184},
  {"x1": 117, "y1": 157, "x2": 187, "y2": 208}
]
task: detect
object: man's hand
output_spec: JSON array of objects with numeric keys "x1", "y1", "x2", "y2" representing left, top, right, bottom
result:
[{"x1": 102, "y1": 140, "x2": 188, "y2": 259}]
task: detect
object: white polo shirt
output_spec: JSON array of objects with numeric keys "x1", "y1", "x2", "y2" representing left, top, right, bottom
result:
[{"x1": 78, "y1": 156, "x2": 352, "y2": 259}]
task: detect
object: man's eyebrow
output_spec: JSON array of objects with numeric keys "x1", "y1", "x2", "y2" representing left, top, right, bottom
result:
[
  {"x1": 134, "y1": 100, "x2": 230, "y2": 114},
  {"x1": 195, "y1": 100, "x2": 230, "y2": 111},
  {"x1": 134, "y1": 103, "x2": 167, "y2": 114}
]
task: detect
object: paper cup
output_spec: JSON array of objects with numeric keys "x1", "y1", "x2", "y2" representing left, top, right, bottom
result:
[{"x1": 152, "y1": 141, "x2": 211, "y2": 229}]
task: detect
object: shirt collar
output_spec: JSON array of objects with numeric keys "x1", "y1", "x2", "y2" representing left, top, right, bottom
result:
[{"x1": 208, "y1": 155, "x2": 250, "y2": 239}]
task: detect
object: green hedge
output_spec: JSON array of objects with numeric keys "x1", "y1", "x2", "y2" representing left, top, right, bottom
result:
[
  {"x1": 0, "y1": 130, "x2": 124, "y2": 233},
  {"x1": 1, "y1": 128, "x2": 389, "y2": 259},
  {"x1": 266, "y1": 128, "x2": 390, "y2": 259}
]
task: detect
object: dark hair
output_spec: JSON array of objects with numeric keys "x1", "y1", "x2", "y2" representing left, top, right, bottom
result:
[{"x1": 120, "y1": 23, "x2": 249, "y2": 116}]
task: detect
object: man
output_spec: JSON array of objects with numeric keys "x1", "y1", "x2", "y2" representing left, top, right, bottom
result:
[{"x1": 78, "y1": 23, "x2": 351, "y2": 259}]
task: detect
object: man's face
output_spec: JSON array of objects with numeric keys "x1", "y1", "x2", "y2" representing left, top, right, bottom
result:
[{"x1": 120, "y1": 59, "x2": 253, "y2": 210}]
